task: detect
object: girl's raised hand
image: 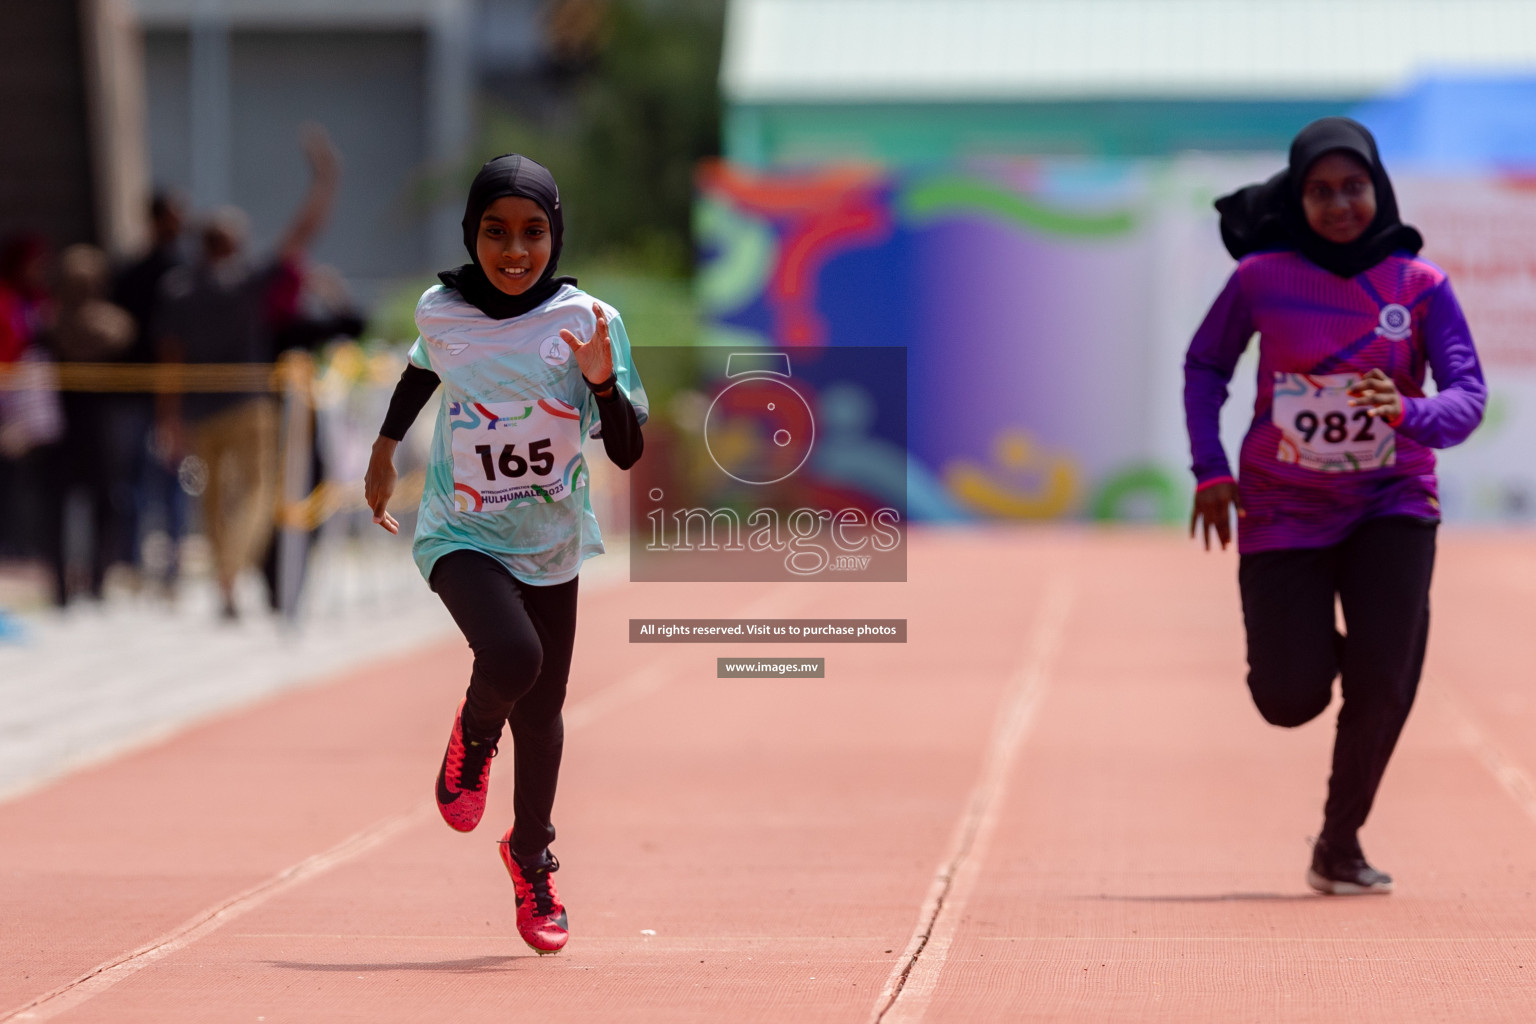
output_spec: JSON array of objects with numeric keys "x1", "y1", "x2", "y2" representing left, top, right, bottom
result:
[
  {"x1": 1347, "y1": 368, "x2": 1403, "y2": 421},
  {"x1": 559, "y1": 303, "x2": 615, "y2": 395}
]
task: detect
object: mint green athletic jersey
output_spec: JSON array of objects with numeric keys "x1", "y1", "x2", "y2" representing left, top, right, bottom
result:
[{"x1": 406, "y1": 283, "x2": 648, "y2": 585}]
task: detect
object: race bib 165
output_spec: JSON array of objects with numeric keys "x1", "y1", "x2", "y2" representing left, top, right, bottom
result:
[{"x1": 449, "y1": 398, "x2": 585, "y2": 512}]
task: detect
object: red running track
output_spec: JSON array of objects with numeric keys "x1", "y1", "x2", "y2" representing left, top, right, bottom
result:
[{"x1": 4, "y1": 528, "x2": 1536, "y2": 1022}]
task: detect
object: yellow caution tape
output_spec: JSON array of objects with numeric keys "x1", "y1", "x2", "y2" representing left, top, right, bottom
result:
[
  {"x1": 3, "y1": 353, "x2": 431, "y2": 533},
  {"x1": 0, "y1": 361, "x2": 308, "y2": 393}
]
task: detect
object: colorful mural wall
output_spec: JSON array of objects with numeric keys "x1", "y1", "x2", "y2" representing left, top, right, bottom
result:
[{"x1": 696, "y1": 157, "x2": 1536, "y2": 523}]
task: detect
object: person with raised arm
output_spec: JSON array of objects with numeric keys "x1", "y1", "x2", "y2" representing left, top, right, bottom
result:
[
  {"x1": 157, "y1": 125, "x2": 341, "y2": 620},
  {"x1": 364, "y1": 154, "x2": 645, "y2": 954}
]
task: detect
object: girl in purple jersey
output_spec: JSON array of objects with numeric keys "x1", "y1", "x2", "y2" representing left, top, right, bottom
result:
[{"x1": 1184, "y1": 118, "x2": 1486, "y2": 894}]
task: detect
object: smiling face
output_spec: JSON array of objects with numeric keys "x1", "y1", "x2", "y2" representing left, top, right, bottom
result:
[
  {"x1": 475, "y1": 195, "x2": 553, "y2": 295},
  {"x1": 1301, "y1": 151, "x2": 1377, "y2": 245}
]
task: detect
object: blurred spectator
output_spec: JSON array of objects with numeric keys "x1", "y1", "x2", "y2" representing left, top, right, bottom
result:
[
  {"x1": 158, "y1": 125, "x2": 340, "y2": 620},
  {"x1": 50, "y1": 246, "x2": 134, "y2": 363},
  {"x1": 42, "y1": 244, "x2": 134, "y2": 605},
  {"x1": 0, "y1": 234, "x2": 48, "y2": 365},
  {"x1": 0, "y1": 234, "x2": 62, "y2": 564},
  {"x1": 113, "y1": 191, "x2": 188, "y2": 594}
]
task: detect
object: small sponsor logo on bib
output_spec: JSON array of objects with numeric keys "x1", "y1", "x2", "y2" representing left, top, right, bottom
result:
[
  {"x1": 540, "y1": 337, "x2": 570, "y2": 366},
  {"x1": 1376, "y1": 303, "x2": 1412, "y2": 341}
]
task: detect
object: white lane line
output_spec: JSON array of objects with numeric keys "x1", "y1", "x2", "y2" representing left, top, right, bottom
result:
[
  {"x1": 2, "y1": 582, "x2": 802, "y2": 1022},
  {"x1": 1, "y1": 808, "x2": 425, "y2": 1023},
  {"x1": 1434, "y1": 682, "x2": 1536, "y2": 826},
  {"x1": 869, "y1": 579, "x2": 1074, "y2": 1024}
]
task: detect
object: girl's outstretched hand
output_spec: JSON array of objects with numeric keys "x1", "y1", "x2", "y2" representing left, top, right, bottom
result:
[
  {"x1": 1190, "y1": 480, "x2": 1241, "y2": 551},
  {"x1": 559, "y1": 303, "x2": 615, "y2": 396},
  {"x1": 1347, "y1": 368, "x2": 1403, "y2": 421},
  {"x1": 365, "y1": 436, "x2": 401, "y2": 535}
]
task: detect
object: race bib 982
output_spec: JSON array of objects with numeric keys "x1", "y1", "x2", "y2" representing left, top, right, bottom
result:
[
  {"x1": 1272, "y1": 372, "x2": 1395, "y2": 472},
  {"x1": 449, "y1": 399, "x2": 585, "y2": 512}
]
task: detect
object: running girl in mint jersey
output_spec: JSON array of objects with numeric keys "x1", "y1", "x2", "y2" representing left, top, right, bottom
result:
[
  {"x1": 1185, "y1": 119, "x2": 1484, "y2": 895},
  {"x1": 364, "y1": 155, "x2": 646, "y2": 953}
]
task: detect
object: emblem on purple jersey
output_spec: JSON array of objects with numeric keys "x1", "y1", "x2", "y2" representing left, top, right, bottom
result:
[{"x1": 1376, "y1": 303, "x2": 1412, "y2": 341}]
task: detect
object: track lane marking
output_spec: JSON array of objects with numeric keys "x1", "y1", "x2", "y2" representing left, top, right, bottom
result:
[
  {"x1": 1, "y1": 808, "x2": 425, "y2": 1023},
  {"x1": 2, "y1": 583, "x2": 803, "y2": 1023},
  {"x1": 868, "y1": 579, "x2": 1074, "y2": 1024},
  {"x1": 975, "y1": 935, "x2": 1536, "y2": 943},
  {"x1": 1433, "y1": 680, "x2": 1536, "y2": 826}
]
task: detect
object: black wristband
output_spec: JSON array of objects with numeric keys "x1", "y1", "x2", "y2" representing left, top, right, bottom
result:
[{"x1": 584, "y1": 372, "x2": 618, "y2": 396}]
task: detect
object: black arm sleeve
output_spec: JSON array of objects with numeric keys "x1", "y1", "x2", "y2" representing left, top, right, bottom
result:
[
  {"x1": 379, "y1": 363, "x2": 441, "y2": 441},
  {"x1": 593, "y1": 386, "x2": 644, "y2": 470}
]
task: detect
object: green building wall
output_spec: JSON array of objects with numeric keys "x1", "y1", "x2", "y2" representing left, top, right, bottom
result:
[{"x1": 726, "y1": 98, "x2": 1361, "y2": 165}]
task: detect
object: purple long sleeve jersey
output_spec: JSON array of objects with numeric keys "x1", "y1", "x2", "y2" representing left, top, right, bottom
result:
[{"x1": 1184, "y1": 251, "x2": 1486, "y2": 553}]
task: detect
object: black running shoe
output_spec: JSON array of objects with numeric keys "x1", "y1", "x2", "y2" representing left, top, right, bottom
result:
[{"x1": 1307, "y1": 838, "x2": 1393, "y2": 895}]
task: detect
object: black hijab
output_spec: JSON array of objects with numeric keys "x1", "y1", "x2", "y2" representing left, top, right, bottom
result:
[
  {"x1": 439, "y1": 154, "x2": 576, "y2": 319},
  {"x1": 1214, "y1": 117, "x2": 1422, "y2": 279}
]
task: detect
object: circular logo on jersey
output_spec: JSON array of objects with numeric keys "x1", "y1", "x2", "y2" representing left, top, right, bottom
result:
[
  {"x1": 1377, "y1": 303, "x2": 1412, "y2": 340},
  {"x1": 703, "y1": 376, "x2": 815, "y2": 485},
  {"x1": 540, "y1": 337, "x2": 570, "y2": 366}
]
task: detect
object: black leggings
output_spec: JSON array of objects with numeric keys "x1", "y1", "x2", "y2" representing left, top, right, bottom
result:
[
  {"x1": 1238, "y1": 516, "x2": 1436, "y2": 853},
  {"x1": 429, "y1": 550, "x2": 579, "y2": 858}
]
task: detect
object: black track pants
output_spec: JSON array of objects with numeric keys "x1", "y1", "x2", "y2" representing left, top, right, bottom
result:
[
  {"x1": 429, "y1": 549, "x2": 579, "y2": 859},
  {"x1": 1238, "y1": 516, "x2": 1436, "y2": 853}
]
